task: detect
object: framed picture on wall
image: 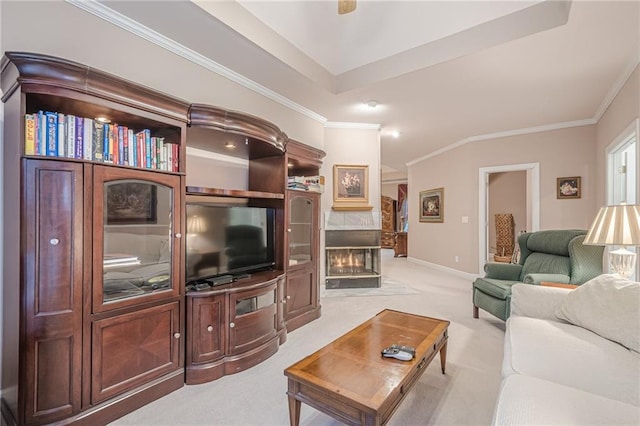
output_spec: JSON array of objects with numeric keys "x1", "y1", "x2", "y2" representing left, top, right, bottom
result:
[
  {"x1": 557, "y1": 176, "x2": 581, "y2": 199},
  {"x1": 419, "y1": 187, "x2": 444, "y2": 222},
  {"x1": 332, "y1": 164, "x2": 372, "y2": 210}
]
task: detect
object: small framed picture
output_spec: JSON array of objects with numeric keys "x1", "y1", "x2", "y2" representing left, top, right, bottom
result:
[
  {"x1": 419, "y1": 187, "x2": 444, "y2": 223},
  {"x1": 557, "y1": 176, "x2": 581, "y2": 199}
]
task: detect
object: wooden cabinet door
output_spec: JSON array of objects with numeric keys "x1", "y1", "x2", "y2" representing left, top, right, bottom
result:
[
  {"x1": 91, "y1": 302, "x2": 181, "y2": 403},
  {"x1": 22, "y1": 160, "x2": 84, "y2": 425},
  {"x1": 92, "y1": 166, "x2": 182, "y2": 313},
  {"x1": 284, "y1": 268, "x2": 315, "y2": 322},
  {"x1": 228, "y1": 283, "x2": 277, "y2": 355},
  {"x1": 188, "y1": 294, "x2": 226, "y2": 364}
]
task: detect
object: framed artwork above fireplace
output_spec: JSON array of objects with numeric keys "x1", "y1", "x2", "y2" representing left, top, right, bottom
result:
[{"x1": 332, "y1": 164, "x2": 372, "y2": 211}]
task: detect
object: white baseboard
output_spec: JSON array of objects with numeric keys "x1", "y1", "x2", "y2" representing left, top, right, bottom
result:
[{"x1": 407, "y1": 257, "x2": 480, "y2": 281}]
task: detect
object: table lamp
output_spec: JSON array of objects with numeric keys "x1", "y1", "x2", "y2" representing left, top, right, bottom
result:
[{"x1": 583, "y1": 204, "x2": 640, "y2": 279}]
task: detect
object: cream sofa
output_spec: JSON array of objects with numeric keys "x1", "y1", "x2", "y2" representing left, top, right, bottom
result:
[{"x1": 493, "y1": 277, "x2": 640, "y2": 425}]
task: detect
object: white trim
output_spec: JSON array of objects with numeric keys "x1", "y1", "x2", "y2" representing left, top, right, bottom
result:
[
  {"x1": 407, "y1": 119, "x2": 595, "y2": 166},
  {"x1": 186, "y1": 147, "x2": 249, "y2": 166},
  {"x1": 324, "y1": 122, "x2": 381, "y2": 130},
  {"x1": 478, "y1": 163, "x2": 540, "y2": 274},
  {"x1": 65, "y1": 0, "x2": 327, "y2": 124},
  {"x1": 606, "y1": 118, "x2": 639, "y2": 205},
  {"x1": 407, "y1": 257, "x2": 480, "y2": 281},
  {"x1": 593, "y1": 60, "x2": 639, "y2": 122},
  {"x1": 382, "y1": 178, "x2": 408, "y2": 185}
]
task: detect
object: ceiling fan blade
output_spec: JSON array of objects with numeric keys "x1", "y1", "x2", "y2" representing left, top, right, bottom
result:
[{"x1": 338, "y1": 0, "x2": 356, "y2": 15}]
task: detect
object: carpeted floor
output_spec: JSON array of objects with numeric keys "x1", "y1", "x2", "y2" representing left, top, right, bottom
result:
[
  {"x1": 112, "y1": 250, "x2": 506, "y2": 425},
  {"x1": 320, "y1": 277, "x2": 421, "y2": 297}
]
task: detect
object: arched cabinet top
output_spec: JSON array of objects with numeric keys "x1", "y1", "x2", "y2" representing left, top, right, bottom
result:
[
  {"x1": 1, "y1": 51, "x2": 190, "y2": 123},
  {"x1": 189, "y1": 103, "x2": 287, "y2": 153}
]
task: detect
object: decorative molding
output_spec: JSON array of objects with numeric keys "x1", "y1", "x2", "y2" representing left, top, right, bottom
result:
[
  {"x1": 381, "y1": 178, "x2": 408, "y2": 185},
  {"x1": 593, "y1": 58, "x2": 640, "y2": 122},
  {"x1": 407, "y1": 257, "x2": 480, "y2": 281},
  {"x1": 324, "y1": 121, "x2": 381, "y2": 130},
  {"x1": 407, "y1": 118, "x2": 596, "y2": 166},
  {"x1": 65, "y1": 0, "x2": 327, "y2": 124}
]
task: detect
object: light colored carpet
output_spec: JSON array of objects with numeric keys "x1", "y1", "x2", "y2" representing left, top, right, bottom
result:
[
  {"x1": 320, "y1": 277, "x2": 421, "y2": 297},
  {"x1": 112, "y1": 249, "x2": 506, "y2": 425}
]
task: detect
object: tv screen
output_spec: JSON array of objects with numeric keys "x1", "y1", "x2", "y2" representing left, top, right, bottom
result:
[{"x1": 185, "y1": 204, "x2": 276, "y2": 283}]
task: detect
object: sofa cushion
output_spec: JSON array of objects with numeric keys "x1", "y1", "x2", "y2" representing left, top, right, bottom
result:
[
  {"x1": 493, "y1": 375, "x2": 640, "y2": 425},
  {"x1": 504, "y1": 316, "x2": 640, "y2": 406},
  {"x1": 474, "y1": 278, "x2": 519, "y2": 300},
  {"x1": 555, "y1": 274, "x2": 640, "y2": 353},
  {"x1": 524, "y1": 229, "x2": 585, "y2": 256}
]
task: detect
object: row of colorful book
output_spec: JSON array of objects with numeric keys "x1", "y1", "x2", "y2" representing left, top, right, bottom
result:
[{"x1": 24, "y1": 111, "x2": 179, "y2": 172}]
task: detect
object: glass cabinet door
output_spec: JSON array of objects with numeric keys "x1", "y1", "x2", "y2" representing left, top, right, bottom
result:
[
  {"x1": 288, "y1": 195, "x2": 314, "y2": 267},
  {"x1": 94, "y1": 166, "x2": 181, "y2": 312}
]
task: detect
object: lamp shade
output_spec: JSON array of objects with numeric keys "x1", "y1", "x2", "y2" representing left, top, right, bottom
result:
[
  {"x1": 584, "y1": 204, "x2": 640, "y2": 246},
  {"x1": 187, "y1": 215, "x2": 207, "y2": 233}
]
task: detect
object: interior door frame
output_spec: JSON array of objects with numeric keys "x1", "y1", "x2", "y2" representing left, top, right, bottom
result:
[{"x1": 478, "y1": 163, "x2": 540, "y2": 273}]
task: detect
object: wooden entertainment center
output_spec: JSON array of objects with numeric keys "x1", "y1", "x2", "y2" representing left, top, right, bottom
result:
[{"x1": 1, "y1": 52, "x2": 324, "y2": 425}]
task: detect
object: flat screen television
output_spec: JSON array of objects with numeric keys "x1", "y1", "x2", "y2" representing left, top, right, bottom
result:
[{"x1": 185, "y1": 204, "x2": 276, "y2": 284}]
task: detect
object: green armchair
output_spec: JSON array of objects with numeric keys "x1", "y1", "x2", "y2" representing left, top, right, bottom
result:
[{"x1": 472, "y1": 229, "x2": 604, "y2": 321}]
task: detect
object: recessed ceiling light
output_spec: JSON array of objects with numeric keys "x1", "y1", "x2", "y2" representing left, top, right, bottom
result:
[
  {"x1": 95, "y1": 116, "x2": 111, "y2": 124},
  {"x1": 224, "y1": 141, "x2": 236, "y2": 149},
  {"x1": 390, "y1": 130, "x2": 400, "y2": 138},
  {"x1": 365, "y1": 100, "x2": 378, "y2": 109}
]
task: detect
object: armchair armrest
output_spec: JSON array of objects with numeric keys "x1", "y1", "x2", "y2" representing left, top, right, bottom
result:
[
  {"x1": 522, "y1": 273, "x2": 570, "y2": 285},
  {"x1": 510, "y1": 283, "x2": 571, "y2": 320},
  {"x1": 484, "y1": 263, "x2": 522, "y2": 280}
]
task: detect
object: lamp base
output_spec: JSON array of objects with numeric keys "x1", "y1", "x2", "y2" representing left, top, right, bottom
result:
[{"x1": 609, "y1": 248, "x2": 637, "y2": 279}]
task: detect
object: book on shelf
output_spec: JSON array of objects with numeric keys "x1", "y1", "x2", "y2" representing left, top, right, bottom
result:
[
  {"x1": 287, "y1": 175, "x2": 324, "y2": 193},
  {"x1": 45, "y1": 111, "x2": 57, "y2": 157},
  {"x1": 37, "y1": 111, "x2": 46, "y2": 156},
  {"x1": 83, "y1": 118, "x2": 93, "y2": 161},
  {"x1": 56, "y1": 113, "x2": 66, "y2": 157},
  {"x1": 74, "y1": 116, "x2": 84, "y2": 159},
  {"x1": 24, "y1": 114, "x2": 36, "y2": 155},
  {"x1": 66, "y1": 115, "x2": 76, "y2": 158},
  {"x1": 92, "y1": 121, "x2": 104, "y2": 162}
]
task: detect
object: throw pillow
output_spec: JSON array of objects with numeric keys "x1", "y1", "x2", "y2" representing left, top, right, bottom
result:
[{"x1": 555, "y1": 274, "x2": 640, "y2": 352}]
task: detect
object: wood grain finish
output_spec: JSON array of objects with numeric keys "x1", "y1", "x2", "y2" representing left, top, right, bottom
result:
[
  {"x1": 22, "y1": 160, "x2": 84, "y2": 425},
  {"x1": 285, "y1": 310, "x2": 449, "y2": 426},
  {"x1": 185, "y1": 272, "x2": 284, "y2": 384},
  {"x1": 185, "y1": 186, "x2": 284, "y2": 199},
  {"x1": 91, "y1": 302, "x2": 181, "y2": 404},
  {"x1": 189, "y1": 103, "x2": 287, "y2": 152},
  {"x1": 394, "y1": 232, "x2": 408, "y2": 258}
]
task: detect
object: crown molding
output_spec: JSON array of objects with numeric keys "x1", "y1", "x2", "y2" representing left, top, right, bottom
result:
[
  {"x1": 65, "y1": 0, "x2": 327, "y2": 124},
  {"x1": 593, "y1": 58, "x2": 639, "y2": 122},
  {"x1": 407, "y1": 118, "x2": 596, "y2": 166},
  {"x1": 324, "y1": 122, "x2": 381, "y2": 130}
]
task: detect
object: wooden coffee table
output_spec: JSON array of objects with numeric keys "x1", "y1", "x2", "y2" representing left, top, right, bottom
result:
[{"x1": 284, "y1": 309, "x2": 449, "y2": 426}]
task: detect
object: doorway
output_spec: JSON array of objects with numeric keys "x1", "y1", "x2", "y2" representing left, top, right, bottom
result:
[
  {"x1": 478, "y1": 163, "x2": 540, "y2": 273},
  {"x1": 606, "y1": 119, "x2": 639, "y2": 279}
]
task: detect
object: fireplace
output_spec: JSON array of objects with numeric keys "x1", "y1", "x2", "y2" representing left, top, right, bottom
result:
[{"x1": 325, "y1": 229, "x2": 381, "y2": 289}]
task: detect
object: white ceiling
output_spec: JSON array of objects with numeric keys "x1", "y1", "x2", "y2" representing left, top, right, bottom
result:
[{"x1": 104, "y1": 0, "x2": 640, "y2": 175}]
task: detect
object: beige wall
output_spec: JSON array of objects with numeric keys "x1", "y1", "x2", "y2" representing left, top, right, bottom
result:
[
  {"x1": 381, "y1": 183, "x2": 399, "y2": 200},
  {"x1": 595, "y1": 66, "x2": 640, "y2": 205},
  {"x1": 488, "y1": 171, "x2": 527, "y2": 254},
  {"x1": 408, "y1": 125, "x2": 598, "y2": 274}
]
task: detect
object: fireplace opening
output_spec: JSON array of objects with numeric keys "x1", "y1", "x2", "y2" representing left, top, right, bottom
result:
[{"x1": 325, "y1": 230, "x2": 381, "y2": 289}]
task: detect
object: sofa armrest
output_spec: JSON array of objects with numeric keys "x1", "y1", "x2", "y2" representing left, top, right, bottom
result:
[
  {"x1": 510, "y1": 283, "x2": 571, "y2": 320},
  {"x1": 484, "y1": 263, "x2": 522, "y2": 280},
  {"x1": 522, "y1": 273, "x2": 570, "y2": 285}
]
